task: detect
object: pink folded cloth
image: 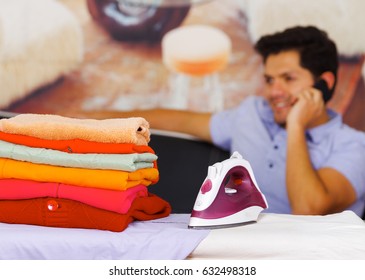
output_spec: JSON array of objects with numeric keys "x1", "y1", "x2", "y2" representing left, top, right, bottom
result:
[
  {"x1": 0, "y1": 179, "x2": 148, "y2": 214},
  {"x1": 0, "y1": 114, "x2": 150, "y2": 145}
]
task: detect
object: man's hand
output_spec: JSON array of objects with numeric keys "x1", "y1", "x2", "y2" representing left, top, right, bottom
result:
[{"x1": 286, "y1": 87, "x2": 325, "y2": 129}]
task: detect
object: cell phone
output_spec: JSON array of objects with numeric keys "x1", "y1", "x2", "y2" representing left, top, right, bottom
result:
[{"x1": 314, "y1": 79, "x2": 331, "y2": 103}]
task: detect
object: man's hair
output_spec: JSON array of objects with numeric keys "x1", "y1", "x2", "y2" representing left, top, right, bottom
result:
[{"x1": 254, "y1": 26, "x2": 339, "y2": 98}]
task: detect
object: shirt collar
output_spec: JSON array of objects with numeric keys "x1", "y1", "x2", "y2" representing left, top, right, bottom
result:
[
  {"x1": 256, "y1": 97, "x2": 282, "y2": 139},
  {"x1": 256, "y1": 97, "x2": 342, "y2": 143},
  {"x1": 307, "y1": 109, "x2": 341, "y2": 143}
]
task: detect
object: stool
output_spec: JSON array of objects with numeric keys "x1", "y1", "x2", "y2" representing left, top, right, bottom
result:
[{"x1": 162, "y1": 25, "x2": 231, "y2": 112}]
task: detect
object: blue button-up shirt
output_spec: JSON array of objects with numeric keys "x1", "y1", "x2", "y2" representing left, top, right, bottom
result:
[{"x1": 210, "y1": 96, "x2": 365, "y2": 216}]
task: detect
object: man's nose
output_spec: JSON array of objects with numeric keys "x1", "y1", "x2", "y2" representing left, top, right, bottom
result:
[{"x1": 268, "y1": 81, "x2": 286, "y2": 97}]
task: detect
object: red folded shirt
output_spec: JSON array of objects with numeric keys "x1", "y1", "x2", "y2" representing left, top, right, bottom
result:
[{"x1": 0, "y1": 194, "x2": 171, "y2": 232}]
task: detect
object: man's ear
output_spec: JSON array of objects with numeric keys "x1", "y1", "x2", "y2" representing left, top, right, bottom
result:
[{"x1": 319, "y1": 71, "x2": 336, "y2": 90}]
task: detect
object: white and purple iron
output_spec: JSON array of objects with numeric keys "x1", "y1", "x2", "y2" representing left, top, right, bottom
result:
[{"x1": 188, "y1": 151, "x2": 268, "y2": 229}]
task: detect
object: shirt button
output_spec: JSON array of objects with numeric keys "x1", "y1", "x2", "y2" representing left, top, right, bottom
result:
[
  {"x1": 274, "y1": 145, "x2": 279, "y2": 150},
  {"x1": 47, "y1": 200, "x2": 59, "y2": 211}
]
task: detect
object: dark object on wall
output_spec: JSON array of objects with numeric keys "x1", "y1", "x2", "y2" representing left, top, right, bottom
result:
[
  {"x1": 86, "y1": 0, "x2": 190, "y2": 42},
  {"x1": 148, "y1": 130, "x2": 230, "y2": 213}
]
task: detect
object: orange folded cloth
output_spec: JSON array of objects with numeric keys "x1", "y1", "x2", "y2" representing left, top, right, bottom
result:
[
  {"x1": 0, "y1": 131, "x2": 155, "y2": 154},
  {"x1": 0, "y1": 158, "x2": 159, "y2": 191},
  {"x1": 0, "y1": 194, "x2": 171, "y2": 232},
  {"x1": 0, "y1": 114, "x2": 150, "y2": 145}
]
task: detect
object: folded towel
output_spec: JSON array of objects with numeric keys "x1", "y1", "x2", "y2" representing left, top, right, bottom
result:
[
  {"x1": 0, "y1": 158, "x2": 159, "y2": 190},
  {"x1": 0, "y1": 140, "x2": 157, "y2": 171},
  {"x1": 0, "y1": 114, "x2": 150, "y2": 145},
  {"x1": 0, "y1": 131, "x2": 155, "y2": 154},
  {"x1": 0, "y1": 194, "x2": 171, "y2": 232},
  {"x1": 0, "y1": 179, "x2": 148, "y2": 214}
]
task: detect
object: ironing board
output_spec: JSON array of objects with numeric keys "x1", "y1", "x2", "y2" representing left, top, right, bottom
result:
[
  {"x1": 1, "y1": 211, "x2": 365, "y2": 259},
  {"x1": 0, "y1": 214, "x2": 209, "y2": 260},
  {"x1": 188, "y1": 210, "x2": 365, "y2": 260}
]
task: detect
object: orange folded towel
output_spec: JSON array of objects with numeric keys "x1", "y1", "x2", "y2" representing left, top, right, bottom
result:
[
  {"x1": 0, "y1": 114, "x2": 150, "y2": 145},
  {"x1": 0, "y1": 194, "x2": 171, "y2": 232},
  {"x1": 0, "y1": 158, "x2": 159, "y2": 191}
]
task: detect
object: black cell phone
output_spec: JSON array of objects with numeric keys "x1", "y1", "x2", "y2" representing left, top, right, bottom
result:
[{"x1": 314, "y1": 79, "x2": 331, "y2": 103}]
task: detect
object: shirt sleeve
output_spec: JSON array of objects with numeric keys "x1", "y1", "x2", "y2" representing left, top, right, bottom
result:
[{"x1": 323, "y1": 129, "x2": 365, "y2": 200}]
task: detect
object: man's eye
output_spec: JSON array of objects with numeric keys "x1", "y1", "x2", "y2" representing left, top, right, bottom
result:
[
  {"x1": 265, "y1": 77, "x2": 273, "y2": 85},
  {"x1": 284, "y1": 76, "x2": 295, "y2": 82}
]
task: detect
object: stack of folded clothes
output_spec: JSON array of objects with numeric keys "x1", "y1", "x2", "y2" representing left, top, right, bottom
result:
[{"x1": 0, "y1": 114, "x2": 171, "y2": 232}]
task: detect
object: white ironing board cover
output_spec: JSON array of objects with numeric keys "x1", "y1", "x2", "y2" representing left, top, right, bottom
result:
[
  {"x1": 0, "y1": 214, "x2": 208, "y2": 260},
  {"x1": 189, "y1": 210, "x2": 365, "y2": 259}
]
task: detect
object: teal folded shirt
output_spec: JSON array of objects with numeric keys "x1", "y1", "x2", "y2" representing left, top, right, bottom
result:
[{"x1": 0, "y1": 140, "x2": 157, "y2": 171}]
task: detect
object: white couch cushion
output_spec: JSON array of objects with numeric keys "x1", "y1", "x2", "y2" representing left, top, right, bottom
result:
[{"x1": 0, "y1": 0, "x2": 83, "y2": 109}]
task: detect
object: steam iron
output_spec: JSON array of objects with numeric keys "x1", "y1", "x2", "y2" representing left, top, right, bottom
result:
[{"x1": 188, "y1": 151, "x2": 268, "y2": 229}]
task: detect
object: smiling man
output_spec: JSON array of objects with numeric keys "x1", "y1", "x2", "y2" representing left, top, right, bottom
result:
[
  {"x1": 86, "y1": 26, "x2": 365, "y2": 216},
  {"x1": 209, "y1": 26, "x2": 365, "y2": 216}
]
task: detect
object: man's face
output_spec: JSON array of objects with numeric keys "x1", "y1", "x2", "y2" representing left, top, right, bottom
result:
[{"x1": 263, "y1": 50, "x2": 315, "y2": 126}]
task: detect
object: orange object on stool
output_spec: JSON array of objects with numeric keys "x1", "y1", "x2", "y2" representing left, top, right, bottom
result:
[{"x1": 162, "y1": 25, "x2": 231, "y2": 112}]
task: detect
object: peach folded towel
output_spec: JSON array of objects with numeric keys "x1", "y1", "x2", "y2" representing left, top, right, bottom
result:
[
  {"x1": 0, "y1": 158, "x2": 159, "y2": 191},
  {"x1": 0, "y1": 114, "x2": 150, "y2": 145}
]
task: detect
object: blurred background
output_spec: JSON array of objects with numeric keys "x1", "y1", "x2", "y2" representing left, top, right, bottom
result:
[{"x1": 1, "y1": 0, "x2": 364, "y2": 131}]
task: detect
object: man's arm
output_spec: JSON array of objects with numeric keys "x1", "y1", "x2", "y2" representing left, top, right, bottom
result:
[
  {"x1": 285, "y1": 90, "x2": 356, "y2": 215},
  {"x1": 79, "y1": 109, "x2": 213, "y2": 142},
  {"x1": 286, "y1": 123, "x2": 356, "y2": 215}
]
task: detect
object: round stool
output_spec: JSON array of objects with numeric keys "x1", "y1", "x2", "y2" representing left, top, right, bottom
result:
[{"x1": 162, "y1": 25, "x2": 231, "y2": 111}]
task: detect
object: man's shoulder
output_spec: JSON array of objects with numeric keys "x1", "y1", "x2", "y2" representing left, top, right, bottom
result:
[
  {"x1": 332, "y1": 123, "x2": 365, "y2": 148},
  {"x1": 237, "y1": 95, "x2": 265, "y2": 111},
  {"x1": 243, "y1": 95, "x2": 264, "y2": 103}
]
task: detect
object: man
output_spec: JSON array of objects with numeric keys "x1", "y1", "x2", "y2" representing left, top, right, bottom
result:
[{"x1": 87, "y1": 26, "x2": 365, "y2": 216}]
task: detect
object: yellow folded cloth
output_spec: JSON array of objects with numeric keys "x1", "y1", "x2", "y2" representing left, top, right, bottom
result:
[
  {"x1": 0, "y1": 158, "x2": 159, "y2": 191},
  {"x1": 0, "y1": 114, "x2": 150, "y2": 146}
]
